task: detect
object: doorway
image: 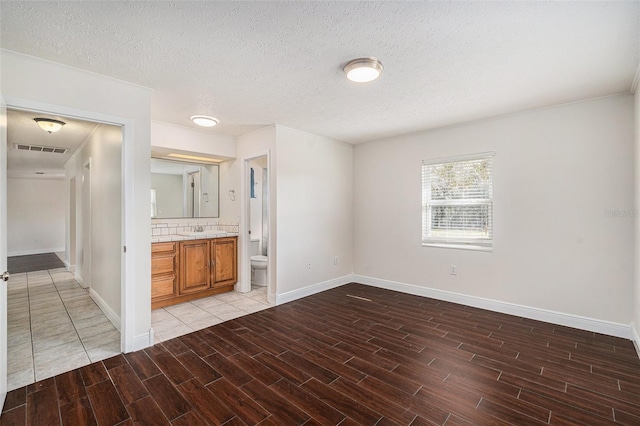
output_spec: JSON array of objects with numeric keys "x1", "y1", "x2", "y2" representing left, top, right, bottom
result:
[
  {"x1": 4, "y1": 108, "x2": 124, "y2": 390},
  {"x1": 242, "y1": 153, "x2": 273, "y2": 303}
]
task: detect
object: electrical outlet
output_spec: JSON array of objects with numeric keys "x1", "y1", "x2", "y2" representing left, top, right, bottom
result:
[
  {"x1": 307, "y1": 261, "x2": 311, "y2": 270},
  {"x1": 450, "y1": 265, "x2": 457, "y2": 275},
  {"x1": 334, "y1": 256, "x2": 338, "y2": 265}
]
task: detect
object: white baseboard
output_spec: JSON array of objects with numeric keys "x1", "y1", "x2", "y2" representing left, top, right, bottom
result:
[
  {"x1": 89, "y1": 288, "x2": 121, "y2": 331},
  {"x1": 128, "y1": 330, "x2": 154, "y2": 353},
  {"x1": 631, "y1": 323, "x2": 640, "y2": 360},
  {"x1": 276, "y1": 275, "x2": 353, "y2": 305},
  {"x1": 353, "y1": 275, "x2": 632, "y2": 340},
  {"x1": 8, "y1": 246, "x2": 65, "y2": 257}
]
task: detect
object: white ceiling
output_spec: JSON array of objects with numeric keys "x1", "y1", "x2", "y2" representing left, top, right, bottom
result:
[
  {"x1": 1, "y1": 1, "x2": 638, "y2": 144},
  {"x1": 6, "y1": 109, "x2": 100, "y2": 179}
]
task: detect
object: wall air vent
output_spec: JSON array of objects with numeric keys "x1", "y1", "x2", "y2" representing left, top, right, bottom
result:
[{"x1": 15, "y1": 144, "x2": 68, "y2": 154}]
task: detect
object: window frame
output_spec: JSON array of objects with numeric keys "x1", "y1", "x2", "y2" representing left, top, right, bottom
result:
[{"x1": 421, "y1": 152, "x2": 495, "y2": 251}]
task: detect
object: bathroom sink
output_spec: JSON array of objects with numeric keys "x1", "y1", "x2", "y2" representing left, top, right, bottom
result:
[{"x1": 177, "y1": 230, "x2": 228, "y2": 238}]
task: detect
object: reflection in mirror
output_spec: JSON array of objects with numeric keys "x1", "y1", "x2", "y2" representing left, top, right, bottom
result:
[{"x1": 151, "y1": 158, "x2": 219, "y2": 218}]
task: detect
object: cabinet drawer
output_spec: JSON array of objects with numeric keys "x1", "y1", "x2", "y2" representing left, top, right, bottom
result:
[
  {"x1": 152, "y1": 275, "x2": 176, "y2": 299},
  {"x1": 152, "y1": 255, "x2": 175, "y2": 275},
  {"x1": 152, "y1": 242, "x2": 176, "y2": 254}
]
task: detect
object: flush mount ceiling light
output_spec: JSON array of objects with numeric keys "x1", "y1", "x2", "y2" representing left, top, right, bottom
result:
[
  {"x1": 343, "y1": 57, "x2": 384, "y2": 83},
  {"x1": 34, "y1": 118, "x2": 65, "y2": 133},
  {"x1": 190, "y1": 115, "x2": 219, "y2": 127}
]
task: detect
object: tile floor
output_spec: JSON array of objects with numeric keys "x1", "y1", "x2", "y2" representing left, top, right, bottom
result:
[
  {"x1": 7, "y1": 266, "x2": 271, "y2": 392},
  {"x1": 152, "y1": 285, "x2": 272, "y2": 343},
  {"x1": 7, "y1": 268, "x2": 120, "y2": 391}
]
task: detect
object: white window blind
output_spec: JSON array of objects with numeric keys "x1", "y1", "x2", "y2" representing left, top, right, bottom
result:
[{"x1": 422, "y1": 152, "x2": 494, "y2": 250}]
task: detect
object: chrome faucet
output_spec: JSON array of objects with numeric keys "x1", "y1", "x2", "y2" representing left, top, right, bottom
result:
[{"x1": 193, "y1": 225, "x2": 204, "y2": 232}]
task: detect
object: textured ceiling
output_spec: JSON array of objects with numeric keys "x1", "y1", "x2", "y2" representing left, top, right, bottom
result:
[
  {"x1": 6, "y1": 109, "x2": 100, "y2": 179},
  {"x1": 1, "y1": 1, "x2": 638, "y2": 144}
]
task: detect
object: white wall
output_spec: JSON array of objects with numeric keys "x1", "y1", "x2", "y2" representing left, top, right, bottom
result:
[
  {"x1": 275, "y1": 125, "x2": 354, "y2": 297},
  {"x1": 7, "y1": 178, "x2": 65, "y2": 256},
  {"x1": 354, "y1": 95, "x2": 634, "y2": 326},
  {"x1": 151, "y1": 121, "x2": 236, "y2": 159},
  {"x1": 2, "y1": 49, "x2": 153, "y2": 351},
  {"x1": 66, "y1": 124, "x2": 122, "y2": 324}
]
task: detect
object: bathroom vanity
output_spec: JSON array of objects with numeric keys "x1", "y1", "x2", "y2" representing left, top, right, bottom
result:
[{"x1": 151, "y1": 236, "x2": 237, "y2": 309}]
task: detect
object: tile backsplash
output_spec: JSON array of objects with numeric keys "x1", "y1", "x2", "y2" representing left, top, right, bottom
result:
[{"x1": 151, "y1": 220, "x2": 239, "y2": 242}]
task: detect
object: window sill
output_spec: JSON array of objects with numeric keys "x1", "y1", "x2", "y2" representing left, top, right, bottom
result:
[{"x1": 422, "y1": 243, "x2": 493, "y2": 252}]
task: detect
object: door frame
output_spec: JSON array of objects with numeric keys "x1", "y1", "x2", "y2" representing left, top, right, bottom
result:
[
  {"x1": 240, "y1": 151, "x2": 274, "y2": 303},
  {"x1": 81, "y1": 159, "x2": 92, "y2": 289},
  {"x1": 0, "y1": 94, "x2": 8, "y2": 408},
  {"x1": 3, "y1": 96, "x2": 136, "y2": 354}
]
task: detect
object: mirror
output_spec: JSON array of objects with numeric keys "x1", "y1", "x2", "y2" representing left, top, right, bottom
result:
[{"x1": 151, "y1": 158, "x2": 219, "y2": 219}]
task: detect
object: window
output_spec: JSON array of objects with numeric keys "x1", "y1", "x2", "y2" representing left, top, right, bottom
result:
[{"x1": 422, "y1": 152, "x2": 494, "y2": 250}]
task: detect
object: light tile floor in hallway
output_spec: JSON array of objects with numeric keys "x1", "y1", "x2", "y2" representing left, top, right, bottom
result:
[
  {"x1": 7, "y1": 268, "x2": 120, "y2": 391},
  {"x1": 152, "y1": 285, "x2": 272, "y2": 343}
]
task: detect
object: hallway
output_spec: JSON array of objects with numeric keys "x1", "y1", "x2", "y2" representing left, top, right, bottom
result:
[{"x1": 7, "y1": 268, "x2": 120, "y2": 391}]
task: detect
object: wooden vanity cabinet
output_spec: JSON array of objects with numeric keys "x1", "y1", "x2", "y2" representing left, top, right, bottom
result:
[
  {"x1": 152, "y1": 236, "x2": 237, "y2": 309},
  {"x1": 151, "y1": 242, "x2": 178, "y2": 303}
]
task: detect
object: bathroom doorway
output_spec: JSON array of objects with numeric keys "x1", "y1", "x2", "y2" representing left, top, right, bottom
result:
[{"x1": 242, "y1": 153, "x2": 273, "y2": 303}]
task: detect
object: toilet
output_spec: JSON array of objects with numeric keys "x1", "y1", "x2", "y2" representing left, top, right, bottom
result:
[{"x1": 251, "y1": 255, "x2": 268, "y2": 286}]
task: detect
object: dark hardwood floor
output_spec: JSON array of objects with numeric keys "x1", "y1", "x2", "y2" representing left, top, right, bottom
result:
[
  {"x1": 2, "y1": 283, "x2": 640, "y2": 425},
  {"x1": 7, "y1": 253, "x2": 65, "y2": 274}
]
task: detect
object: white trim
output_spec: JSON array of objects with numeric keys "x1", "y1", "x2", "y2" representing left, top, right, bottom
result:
[
  {"x1": 353, "y1": 275, "x2": 632, "y2": 339},
  {"x1": 240, "y1": 151, "x2": 272, "y2": 297},
  {"x1": 631, "y1": 323, "x2": 640, "y2": 360},
  {"x1": 4, "y1": 96, "x2": 138, "y2": 355},
  {"x1": 275, "y1": 275, "x2": 353, "y2": 305},
  {"x1": 7, "y1": 247, "x2": 65, "y2": 257},
  {"x1": 89, "y1": 288, "x2": 121, "y2": 331},
  {"x1": 132, "y1": 330, "x2": 154, "y2": 352},
  {"x1": 120, "y1": 117, "x2": 136, "y2": 353}
]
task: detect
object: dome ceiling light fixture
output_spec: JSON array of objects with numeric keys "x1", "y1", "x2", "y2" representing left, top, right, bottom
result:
[
  {"x1": 343, "y1": 57, "x2": 384, "y2": 83},
  {"x1": 34, "y1": 118, "x2": 65, "y2": 133},
  {"x1": 191, "y1": 115, "x2": 219, "y2": 127}
]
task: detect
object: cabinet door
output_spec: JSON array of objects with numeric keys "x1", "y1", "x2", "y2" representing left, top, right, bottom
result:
[
  {"x1": 180, "y1": 240, "x2": 211, "y2": 294},
  {"x1": 211, "y1": 237, "x2": 237, "y2": 288}
]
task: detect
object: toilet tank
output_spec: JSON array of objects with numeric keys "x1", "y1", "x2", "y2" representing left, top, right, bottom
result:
[{"x1": 250, "y1": 239, "x2": 260, "y2": 256}]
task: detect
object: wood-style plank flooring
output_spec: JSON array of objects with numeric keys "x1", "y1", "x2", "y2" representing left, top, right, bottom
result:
[{"x1": 2, "y1": 283, "x2": 640, "y2": 425}]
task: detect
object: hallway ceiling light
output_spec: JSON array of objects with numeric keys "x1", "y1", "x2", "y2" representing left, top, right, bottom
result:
[
  {"x1": 166, "y1": 153, "x2": 223, "y2": 164},
  {"x1": 343, "y1": 57, "x2": 384, "y2": 83},
  {"x1": 191, "y1": 115, "x2": 219, "y2": 127},
  {"x1": 34, "y1": 118, "x2": 66, "y2": 133}
]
